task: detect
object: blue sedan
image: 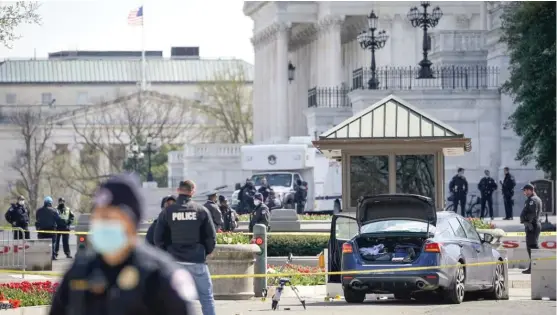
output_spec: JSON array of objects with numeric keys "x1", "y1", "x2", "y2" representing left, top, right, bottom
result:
[{"x1": 328, "y1": 194, "x2": 508, "y2": 304}]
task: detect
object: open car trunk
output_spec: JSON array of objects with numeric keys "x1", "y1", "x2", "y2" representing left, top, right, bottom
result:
[{"x1": 355, "y1": 233, "x2": 429, "y2": 264}]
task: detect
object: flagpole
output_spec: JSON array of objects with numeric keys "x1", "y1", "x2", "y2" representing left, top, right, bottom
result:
[{"x1": 140, "y1": 5, "x2": 146, "y2": 91}]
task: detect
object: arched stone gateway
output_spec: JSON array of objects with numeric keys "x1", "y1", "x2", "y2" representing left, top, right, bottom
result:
[{"x1": 312, "y1": 94, "x2": 471, "y2": 211}]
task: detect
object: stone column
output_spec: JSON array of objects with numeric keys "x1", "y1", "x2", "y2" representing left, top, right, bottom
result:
[
  {"x1": 328, "y1": 16, "x2": 344, "y2": 87},
  {"x1": 480, "y1": 2, "x2": 487, "y2": 30},
  {"x1": 275, "y1": 22, "x2": 290, "y2": 143},
  {"x1": 251, "y1": 36, "x2": 262, "y2": 144}
]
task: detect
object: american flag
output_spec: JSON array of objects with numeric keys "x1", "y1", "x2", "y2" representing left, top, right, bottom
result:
[{"x1": 127, "y1": 6, "x2": 144, "y2": 26}]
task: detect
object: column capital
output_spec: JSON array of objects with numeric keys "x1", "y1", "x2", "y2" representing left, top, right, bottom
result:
[
  {"x1": 318, "y1": 15, "x2": 345, "y2": 34},
  {"x1": 251, "y1": 22, "x2": 292, "y2": 48}
]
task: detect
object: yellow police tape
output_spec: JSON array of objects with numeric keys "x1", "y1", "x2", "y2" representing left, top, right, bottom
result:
[
  {"x1": 0, "y1": 256, "x2": 553, "y2": 279},
  {"x1": 5, "y1": 228, "x2": 556, "y2": 237}
]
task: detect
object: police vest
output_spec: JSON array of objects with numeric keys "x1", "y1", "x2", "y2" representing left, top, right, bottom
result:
[
  {"x1": 167, "y1": 200, "x2": 200, "y2": 245},
  {"x1": 67, "y1": 250, "x2": 150, "y2": 315},
  {"x1": 59, "y1": 207, "x2": 71, "y2": 221}
]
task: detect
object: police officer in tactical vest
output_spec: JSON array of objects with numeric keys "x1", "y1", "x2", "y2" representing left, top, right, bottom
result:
[
  {"x1": 204, "y1": 192, "x2": 223, "y2": 231},
  {"x1": 49, "y1": 174, "x2": 197, "y2": 315},
  {"x1": 519, "y1": 183, "x2": 543, "y2": 274},
  {"x1": 55, "y1": 197, "x2": 75, "y2": 259},
  {"x1": 154, "y1": 180, "x2": 217, "y2": 315},
  {"x1": 478, "y1": 170, "x2": 498, "y2": 220}
]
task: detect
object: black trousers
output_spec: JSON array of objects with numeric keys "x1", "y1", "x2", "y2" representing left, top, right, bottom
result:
[
  {"x1": 503, "y1": 196, "x2": 514, "y2": 219},
  {"x1": 55, "y1": 229, "x2": 71, "y2": 256},
  {"x1": 525, "y1": 223, "x2": 541, "y2": 269},
  {"x1": 453, "y1": 195, "x2": 467, "y2": 216},
  {"x1": 481, "y1": 194, "x2": 494, "y2": 218},
  {"x1": 12, "y1": 227, "x2": 30, "y2": 240},
  {"x1": 37, "y1": 232, "x2": 57, "y2": 258}
]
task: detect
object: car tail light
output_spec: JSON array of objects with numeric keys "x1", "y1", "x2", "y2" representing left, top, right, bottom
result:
[
  {"x1": 342, "y1": 243, "x2": 353, "y2": 254},
  {"x1": 424, "y1": 242, "x2": 441, "y2": 253}
]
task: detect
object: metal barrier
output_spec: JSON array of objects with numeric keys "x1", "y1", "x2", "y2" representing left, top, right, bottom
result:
[
  {"x1": 531, "y1": 249, "x2": 556, "y2": 300},
  {"x1": 0, "y1": 228, "x2": 27, "y2": 277}
]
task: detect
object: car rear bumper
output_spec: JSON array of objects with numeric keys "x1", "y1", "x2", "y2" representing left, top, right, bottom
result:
[{"x1": 342, "y1": 271, "x2": 450, "y2": 293}]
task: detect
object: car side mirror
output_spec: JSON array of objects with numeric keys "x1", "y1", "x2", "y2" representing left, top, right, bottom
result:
[
  {"x1": 287, "y1": 252, "x2": 293, "y2": 263},
  {"x1": 481, "y1": 233, "x2": 494, "y2": 244}
]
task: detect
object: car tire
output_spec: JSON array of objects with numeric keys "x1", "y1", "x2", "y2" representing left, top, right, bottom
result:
[
  {"x1": 443, "y1": 262, "x2": 466, "y2": 304},
  {"x1": 343, "y1": 287, "x2": 366, "y2": 304},
  {"x1": 483, "y1": 262, "x2": 508, "y2": 300}
]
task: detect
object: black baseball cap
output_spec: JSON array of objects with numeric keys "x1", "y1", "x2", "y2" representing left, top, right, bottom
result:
[{"x1": 522, "y1": 184, "x2": 535, "y2": 191}]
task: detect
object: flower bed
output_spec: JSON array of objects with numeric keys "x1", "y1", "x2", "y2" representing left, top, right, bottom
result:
[
  {"x1": 267, "y1": 264, "x2": 325, "y2": 286},
  {"x1": 237, "y1": 214, "x2": 331, "y2": 222},
  {"x1": 0, "y1": 281, "x2": 57, "y2": 307},
  {"x1": 466, "y1": 218, "x2": 496, "y2": 229}
]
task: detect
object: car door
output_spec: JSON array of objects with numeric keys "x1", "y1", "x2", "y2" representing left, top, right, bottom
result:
[
  {"x1": 458, "y1": 217, "x2": 493, "y2": 286},
  {"x1": 328, "y1": 214, "x2": 359, "y2": 283},
  {"x1": 447, "y1": 217, "x2": 480, "y2": 286}
]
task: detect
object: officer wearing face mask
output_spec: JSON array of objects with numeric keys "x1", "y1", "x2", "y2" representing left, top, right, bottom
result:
[
  {"x1": 49, "y1": 174, "x2": 197, "y2": 315},
  {"x1": 249, "y1": 193, "x2": 270, "y2": 233},
  {"x1": 5, "y1": 196, "x2": 30, "y2": 240}
]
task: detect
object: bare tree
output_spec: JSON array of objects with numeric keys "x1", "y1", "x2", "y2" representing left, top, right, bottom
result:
[
  {"x1": 9, "y1": 109, "x2": 54, "y2": 212},
  {"x1": 0, "y1": 2, "x2": 41, "y2": 48},
  {"x1": 54, "y1": 91, "x2": 198, "y2": 197},
  {"x1": 197, "y1": 66, "x2": 253, "y2": 143}
]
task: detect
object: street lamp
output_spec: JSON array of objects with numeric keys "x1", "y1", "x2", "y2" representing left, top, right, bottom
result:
[
  {"x1": 407, "y1": 1, "x2": 443, "y2": 79},
  {"x1": 127, "y1": 143, "x2": 144, "y2": 173},
  {"x1": 357, "y1": 10, "x2": 389, "y2": 89},
  {"x1": 144, "y1": 134, "x2": 159, "y2": 182},
  {"x1": 288, "y1": 62, "x2": 296, "y2": 83}
]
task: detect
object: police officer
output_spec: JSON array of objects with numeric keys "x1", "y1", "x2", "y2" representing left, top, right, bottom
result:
[
  {"x1": 449, "y1": 168, "x2": 468, "y2": 217},
  {"x1": 239, "y1": 180, "x2": 256, "y2": 215},
  {"x1": 501, "y1": 167, "x2": 517, "y2": 220},
  {"x1": 478, "y1": 170, "x2": 498, "y2": 220},
  {"x1": 146, "y1": 195, "x2": 175, "y2": 246},
  {"x1": 154, "y1": 180, "x2": 216, "y2": 315},
  {"x1": 204, "y1": 192, "x2": 224, "y2": 231},
  {"x1": 49, "y1": 174, "x2": 197, "y2": 315},
  {"x1": 5, "y1": 196, "x2": 30, "y2": 240},
  {"x1": 36, "y1": 196, "x2": 60, "y2": 260},
  {"x1": 218, "y1": 195, "x2": 238, "y2": 232},
  {"x1": 258, "y1": 177, "x2": 271, "y2": 201},
  {"x1": 55, "y1": 198, "x2": 75, "y2": 259},
  {"x1": 519, "y1": 183, "x2": 543, "y2": 274},
  {"x1": 249, "y1": 193, "x2": 270, "y2": 233},
  {"x1": 294, "y1": 180, "x2": 308, "y2": 214}
]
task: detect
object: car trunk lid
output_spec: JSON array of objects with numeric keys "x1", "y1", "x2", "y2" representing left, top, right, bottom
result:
[{"x1": 357, "y1": 194, "x2": 437, "y2": 226}]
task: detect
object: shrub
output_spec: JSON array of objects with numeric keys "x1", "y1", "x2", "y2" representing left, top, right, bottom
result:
[
  {"x1": 467, "y1": 218, "x2": 496, "y2": 229},
  {"x1": 267, "y1": 264, "x2": 325, "y2": 285},
  {"x1": 216, "y1": 232, "x2": 329, "y2": 257}
]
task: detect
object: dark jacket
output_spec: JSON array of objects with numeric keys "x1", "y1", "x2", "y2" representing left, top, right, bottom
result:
[
  {"x1": 203, "y1": 200, "x2": 223, "y2": 230},
  {"x1": 520, "y1": 195, "x2": 543, "y2": 224},
  {"x1": 5, "y1": 203, "x2": 30, "y2": 228},
  {"x1": 35, "y1": 204, "x2": 60, "y2": 230},
  {"x1": 56, "y1": 205, "x2": 75, "y2": 230},
  {"x1": 294, "y1": 184, "x2": 308, "y2": 202},
  {"x1": 478, "y1": 176, "x2": 498, "y2": 197},
  {"x1": 146, "y1": 218, "x2": 171, "y2": 248},
  {"x1": 449, "y1": 175, "x2": 468, "y2": 197},
  {"x1": 502, "y1": 173, "x2": 516, "y2": 197},
  {"x1": 249, "y1": 203, "x2": 270, "y2": 232},
  {"x1": 258, "y1": 185, "x2": 270, "y2": 201},
  {"x1": 219, "y1": 204, "x2": 238, "y2": 232},
  {"x1": 49, "y1": 243, "x2": 196, "y2": 315},
  {"x1": 266, "y1": 197, "x2": 282, "y2": 210},
  {"x1": 154, "y1": 195, "x2": 216, "y2": 263}
]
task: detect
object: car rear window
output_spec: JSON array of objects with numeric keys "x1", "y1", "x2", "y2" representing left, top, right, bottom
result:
[{"x1": 360, "y1": 220, "x2": 435, "y2": 234}]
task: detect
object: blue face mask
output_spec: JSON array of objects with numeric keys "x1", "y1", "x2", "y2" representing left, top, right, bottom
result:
[{"x1": 89, "y1": 220, "x2": 128, "y2": 255}]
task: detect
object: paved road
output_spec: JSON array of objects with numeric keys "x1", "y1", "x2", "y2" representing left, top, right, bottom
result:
[{"x1": 2, "y1": 292, "x2": 555, "y2": 315}]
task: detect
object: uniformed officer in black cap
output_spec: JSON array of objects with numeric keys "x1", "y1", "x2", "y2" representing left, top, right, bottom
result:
[
  {"x1": 146, "y1": 195, "x2": 175, "y2": 246},
  {"x1": 519, "y1": 183, "x2": 543, "y2": 274},
  {"x1": 154, "y1": 179, "x2": 217, "y2": 315},
  {"x1": 249, "y1": 193, "x2": 270, "y2": 233},
  {"x1": 49, "y1": 174, "x2": 197, "y2": 315},
  {"x1": 204, "y1": 191, "x2": 223, "y2": 231}
]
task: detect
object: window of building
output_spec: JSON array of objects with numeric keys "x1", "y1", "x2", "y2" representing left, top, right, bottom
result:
[
  {"x1": 395, "y1": 154, "x2": 435, "y2": 203},
  {"x1": 41, "y1": 93, "x2": 53, "y2": 106},
  {"x1": 5, "y1": 93, "x2": 16, "y2": 104},
  {"x1": 349, "y1": 155, "x2": 389, "y2": 206},
  {"x1": 77, "y1": 92, "x2": 88, "y2": 105}
]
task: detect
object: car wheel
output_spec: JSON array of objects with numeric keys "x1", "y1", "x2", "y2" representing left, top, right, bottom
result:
[
  {"x1": 333, "y1": 200, "x2": 341, "y2": 214},
  {"x1": 483, "y1": 262, "x2": 508, "y2": 300},
  {"x1": 443, "y1": 262, "x2": 466, "y2": 304},
  {"x1": 343, "y1": 287, "x2": 366, "y2": 304}
]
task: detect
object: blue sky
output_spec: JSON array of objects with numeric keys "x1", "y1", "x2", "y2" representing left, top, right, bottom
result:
[{"x1": 0, "y1": 0, "x2": 255, "y2": 63}]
